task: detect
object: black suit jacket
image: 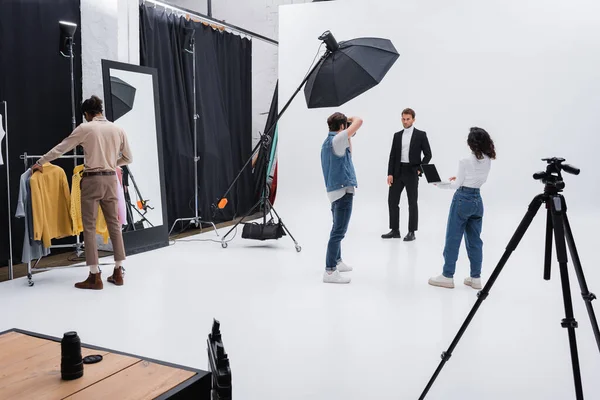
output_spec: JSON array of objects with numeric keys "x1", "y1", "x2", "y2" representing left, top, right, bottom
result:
[{"x1": 387, "y1": 128, "x2": 433, "y2": 177}]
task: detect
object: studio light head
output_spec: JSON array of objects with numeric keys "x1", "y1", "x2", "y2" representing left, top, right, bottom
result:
[
  {"x1": 533, "y1": 157, "x2": 580, "y2": 191},
  {"x1": 59, "y1": 21, "x2": 77, "y2": 57},
  {"x1": 318, "y1": 30, "x2": 339, "y2": 52}
]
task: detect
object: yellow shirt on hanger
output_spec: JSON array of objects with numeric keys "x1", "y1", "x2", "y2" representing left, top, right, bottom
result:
[
  {"x1": 71, "y1": 164, "x2": 110, "y2": 244},
  {"x1": 30, "y1": 164, "x2": 74, "y2": 248}
]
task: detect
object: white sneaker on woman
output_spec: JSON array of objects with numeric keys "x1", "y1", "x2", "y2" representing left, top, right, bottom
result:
[
  {"x1": 428, "y1": 274, "x2": 455, "y2": 289},
  {"x1": 323, "y1": 270, "x2": 351, "y2": 284},
  {"x1": 464, "y1": 277, "x2": 482, "y2": 290}
]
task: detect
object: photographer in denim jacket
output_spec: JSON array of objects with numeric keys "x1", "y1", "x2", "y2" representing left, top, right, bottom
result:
[{"x1": 320, "y1": 112, "x2": 363, "y2": 284}]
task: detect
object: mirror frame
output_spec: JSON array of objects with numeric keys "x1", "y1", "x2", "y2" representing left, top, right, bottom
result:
[{"x1": 101, "y1": 60, "x2": 169, "y2": 255}]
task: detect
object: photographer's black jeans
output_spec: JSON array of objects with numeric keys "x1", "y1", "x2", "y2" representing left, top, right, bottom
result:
[{"x1": 326, "y1": 193, "x2": 354, "y2": 271}]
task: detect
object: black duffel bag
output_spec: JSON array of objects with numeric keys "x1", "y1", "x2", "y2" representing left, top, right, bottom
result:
[{"x1": 241, "y1": 221, "x2": 287, "y2": 241}]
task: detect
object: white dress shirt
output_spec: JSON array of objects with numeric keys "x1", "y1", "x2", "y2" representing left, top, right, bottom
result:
[
  {"x1": 440, "y1": 153, "x2": 491, "y2": 190},
  {"x1": 400, "y1": 126, "x2": 414, "y2": 163}
]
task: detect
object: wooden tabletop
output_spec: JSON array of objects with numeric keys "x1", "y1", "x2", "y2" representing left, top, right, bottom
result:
[{"x1": 0, "y1": 331, "x2": 199, "y2": 400}]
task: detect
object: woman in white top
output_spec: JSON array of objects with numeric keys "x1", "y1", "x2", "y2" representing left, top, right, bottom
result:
[{"x1": 428, "y1": 127, "x2": 496, "y2": 290}]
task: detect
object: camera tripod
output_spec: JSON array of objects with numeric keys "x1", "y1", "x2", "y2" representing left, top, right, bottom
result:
[{"x1": 420, "y1": 158, "x2": 600, "y2": 400}]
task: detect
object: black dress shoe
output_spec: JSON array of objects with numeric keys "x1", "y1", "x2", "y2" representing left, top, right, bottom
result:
[
  {"x1": 381, "y1": 230, "x2": 401, "y2": 239},
  {"x1": 403, "y1": 232, "x2": 416, "y2": 241}
]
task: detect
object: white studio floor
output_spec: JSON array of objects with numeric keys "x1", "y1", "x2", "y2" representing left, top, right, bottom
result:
[{"x1": 1, "y1": 198, "x2": 599, "y2": 400}]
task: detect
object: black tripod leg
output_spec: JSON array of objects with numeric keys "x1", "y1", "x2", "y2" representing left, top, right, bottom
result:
[
  {"x1": 419, "y1": 194, "x2": 546, "y2": 400},
  {"x1": 550, "y1": 196, "x2": 584, "y2": 400},
  {"x1": 563, "y1": 210, "x2": 600, "y2": 353},
  {"x1": 266, "y1": 200, "x2": 301, "y2": 252},
  {"x1": 544, "y1": 206, "x2": 553, "y2": 280},
  {"x1": 220, "y1": 198, "x2": 263, "y2": 243}
]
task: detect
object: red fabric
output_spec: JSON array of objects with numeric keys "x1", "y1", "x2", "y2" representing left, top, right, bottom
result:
[{"x1": 269, "y1": 161, "x2": 278, "y2": 205}]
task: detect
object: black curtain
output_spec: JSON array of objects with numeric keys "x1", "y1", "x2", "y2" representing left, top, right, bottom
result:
[
  {"x1": 140, "y1": 6, "x2": 253, "y2": 227},
  {"x1": 0, "y1": 0, "x2": 82, "y2": 266}
]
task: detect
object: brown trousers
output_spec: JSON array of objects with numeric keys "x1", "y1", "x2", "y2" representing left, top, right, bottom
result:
[{"x1": 81, "y1": 175, "x2": 126, "y2": 266}]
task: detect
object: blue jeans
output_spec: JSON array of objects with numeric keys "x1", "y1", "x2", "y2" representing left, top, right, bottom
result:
[
  {"x1": 326, "y1": 193, "x2": 354, "y2": 271},
  {"x1": 443, "y1": 187, "x2": 484, "y2": 279}
]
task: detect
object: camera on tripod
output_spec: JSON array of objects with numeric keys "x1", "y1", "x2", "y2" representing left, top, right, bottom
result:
[{"x1": 533, "y1": 157, "x2": 580, "y2": 190}]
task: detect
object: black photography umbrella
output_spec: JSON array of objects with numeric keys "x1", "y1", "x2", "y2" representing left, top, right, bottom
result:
[
  {"x1": 110, "y1": 76, "x2": 136, "y2": 121},
  {"x1": 304, "y1": 36, "x2": 399, "y2": 108},
  {"x1": 213, "y1": 30, "x2": 399, "y2": 250}
]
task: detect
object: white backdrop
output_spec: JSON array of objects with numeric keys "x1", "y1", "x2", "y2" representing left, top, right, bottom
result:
[
  {"x1": 109, "y1": 69, "x2": 164, "y2": 227},
  {"x1": 277, "y1": 0, "x2": 600, "y2": 225}
]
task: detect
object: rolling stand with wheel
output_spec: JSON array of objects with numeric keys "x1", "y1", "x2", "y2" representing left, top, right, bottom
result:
[
  {"x1": 216, "y1": 133, "x2": 301, "y2": 253},
  {"x1": 419, "y1": 158, "x2": 600, "y2": 400}
]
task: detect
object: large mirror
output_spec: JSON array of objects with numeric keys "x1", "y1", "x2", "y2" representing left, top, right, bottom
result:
[{"x1": 101, "y1": 60, "x2": 169, "y2": 255}]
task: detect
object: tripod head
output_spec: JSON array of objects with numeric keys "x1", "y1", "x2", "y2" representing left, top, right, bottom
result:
[{"x1": 533, "y1": 157, "x2": 580, "y2": 192}]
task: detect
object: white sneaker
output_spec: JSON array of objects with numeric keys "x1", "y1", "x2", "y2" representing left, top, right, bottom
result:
[
  {"x1": 464, "y1": 277, "x2": 482, "y2": 290},
  {"x1": 428, "y1": 274, "x2": 455, "y2": 289},
  {"x1": 323, "y1": 270, "x2": 351, "y2": 284},
  {"x1": 336, "y1": 260, "x2": 353, "y2": 272}
]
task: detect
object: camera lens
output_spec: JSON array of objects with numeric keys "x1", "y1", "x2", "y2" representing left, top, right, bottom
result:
[{"x1": 61, "y1": 331, "x2": 84, "y2": 380}]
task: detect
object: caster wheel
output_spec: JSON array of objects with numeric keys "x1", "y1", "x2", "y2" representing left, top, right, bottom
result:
[
  {"x1": 222, "y1": 242, "x2": 228, "y2": 249},
  {"x1": 295, "y1": 245, "x2": 302, "y2": 252}
]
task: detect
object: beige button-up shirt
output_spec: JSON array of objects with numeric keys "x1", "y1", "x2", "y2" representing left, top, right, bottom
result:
[{"x1": 38, "y1": 116, "x2": 132, "y2": 172}]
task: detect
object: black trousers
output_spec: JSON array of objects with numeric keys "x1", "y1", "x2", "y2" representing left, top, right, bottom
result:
[{"x1": 388, "y1": 164, "x2": 419, "y2": 232}]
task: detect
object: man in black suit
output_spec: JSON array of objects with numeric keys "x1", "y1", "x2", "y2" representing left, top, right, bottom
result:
[{"x1": 382, "y1": 108, "x2": 432, "y2": 241}]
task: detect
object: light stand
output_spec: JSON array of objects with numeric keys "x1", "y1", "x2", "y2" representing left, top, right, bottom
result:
[
  {"x1": 169, "y1": 28, "x2": 219, "y2": 237},
  {"x1": 2, "y1": 101, "x2": 13, "y2": 280},
  {"x1": 214, "y1": 32, "x2": 340, "y2": 250},
  {"x1": 419, "y1": 158, "x2": 600, "y2": 400},
  {"x1": 59, "y1": 20, "x2": 83, "y2": 254}
]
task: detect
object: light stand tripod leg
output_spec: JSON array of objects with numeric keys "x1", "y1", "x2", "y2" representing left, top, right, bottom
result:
[
  {"x1": 563, "y1": 210, "x2": 600, "y2": 353},
  {"x1": 550, "y1": 195, "x2": 584, "y2": 400},
  {"x1": 169, "y1": 218, "x2": 191, "y2": 236},
  {"x1": 219, "y1": 198, "x2": 263, "y2": 248},
  {"x1": 419, "y1": 194, "x2": 545, "y2": 399},
  {"x1": 266, "y1": 200, "x2": 301, "y2": 252}
]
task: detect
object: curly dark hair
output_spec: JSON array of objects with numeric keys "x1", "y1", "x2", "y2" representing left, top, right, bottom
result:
[
  {"x1": 467, "y1": 127, "x2": 496, "y2": 160},
  {"x1": 81, "y1": 95, "x2": 103, "y2": 117}
]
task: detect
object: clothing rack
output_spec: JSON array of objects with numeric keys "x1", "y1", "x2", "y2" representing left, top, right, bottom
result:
[
  {"x1": 2, "y1": 101, "x2": 14, "y2": 280},
  {"x1": 19, "y1": 152, "x2": 85, "y2": 286}
]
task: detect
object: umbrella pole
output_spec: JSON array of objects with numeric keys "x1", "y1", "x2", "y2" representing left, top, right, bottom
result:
[{"x1": 216, "y1": 51, "x2": 329, "y2": 248}]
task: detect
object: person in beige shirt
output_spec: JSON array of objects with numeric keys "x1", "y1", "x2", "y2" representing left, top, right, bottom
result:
[{"x1": 33, "y1": 95, "x2": 133, "y2": 290}]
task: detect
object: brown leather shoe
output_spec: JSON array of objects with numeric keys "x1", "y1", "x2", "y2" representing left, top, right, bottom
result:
[
  {"x1": 75, "y1": 272, "x2": 103, "y2": 290},
  {"x1": 107, "y1": 267, "x2": 124, "y2": 286}
]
